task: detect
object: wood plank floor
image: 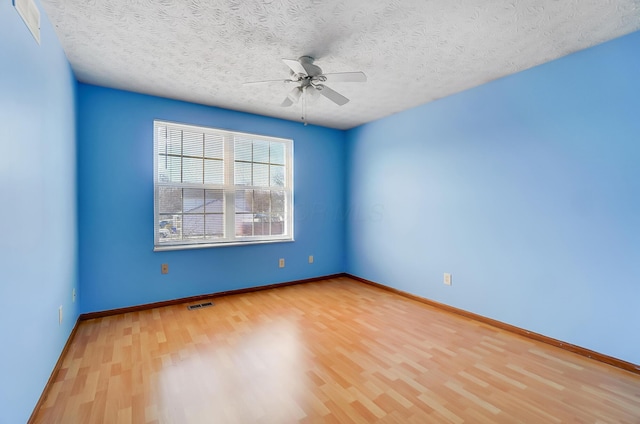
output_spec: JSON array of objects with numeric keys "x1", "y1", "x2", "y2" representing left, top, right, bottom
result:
[{"x1": 33, "y1": 276, "x2": 640, "y2": 423}]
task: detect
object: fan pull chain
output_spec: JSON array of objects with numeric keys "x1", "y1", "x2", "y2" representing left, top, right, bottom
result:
[{"x1": 302, "y1": 86, "x2": 308, "y2": 126}]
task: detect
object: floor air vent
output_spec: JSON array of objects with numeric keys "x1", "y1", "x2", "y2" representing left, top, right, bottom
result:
[{"x1": 187, "y1": 301, "x2": 214, "y2": 310}]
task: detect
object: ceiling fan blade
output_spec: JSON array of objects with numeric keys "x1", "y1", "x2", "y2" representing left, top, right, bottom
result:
[
  {"x1": 322, "y1": 72, "x2": 367, "y2": 83},
  {"x1": 243, "y1": 79, "x2": 292, "y2": 85},
  {"x1": 316, "y1": 84, "x2": 349, "y2": 106},
  {"x1": 282, "y1": 59, "x2": 308, "y2": 76},
  {"x1": 281, "y1": 87, "x2": 302, "y2": 107}
]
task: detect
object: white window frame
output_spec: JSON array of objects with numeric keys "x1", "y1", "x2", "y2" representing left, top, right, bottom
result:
[{"x1": 153, "y1": 120, "x2": 294, "y2": 251}]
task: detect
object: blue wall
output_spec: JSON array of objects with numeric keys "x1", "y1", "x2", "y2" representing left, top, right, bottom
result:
[
  {"x1": 346, "y1": 32, "x2": 640, "y2": 365},
  {"x1": 0, "y1": 1, "x2": 78, "y2": 423},
  {"x1": 77, "y1": 84, "x2": 346, "y2": 313}
]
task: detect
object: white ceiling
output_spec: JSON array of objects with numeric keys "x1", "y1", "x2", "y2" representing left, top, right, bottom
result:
[{"x1": 41, "y1": 0, "x2": 640, "y2": 130}]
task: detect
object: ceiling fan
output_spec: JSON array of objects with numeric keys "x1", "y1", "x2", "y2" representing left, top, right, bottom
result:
[{"x1": 244, "y1": 56, "x2": 367, "y2": 123}]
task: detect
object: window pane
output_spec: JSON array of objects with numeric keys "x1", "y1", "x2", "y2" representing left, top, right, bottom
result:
[
  {"x1": 270, "y1": 142, "x2": 285, "y2": 165},
  {"x1": 271, "y1": 191, "x2": 285, "y2": 213},
  {"x1": 204, "y1": 159, "x2": 223, "y2": 185},
  {"x1": 183, "y1": 131, "x2": 203, "y2": 157},
  {"x1": 270, "y1": 165, "x2": 284, "y2": 187},
  {"x1": 158, "y1": 187, "x2": 182, "y2": 213},
  {"x1": 168, "y1": 129, "x2": 182, "y2": 155},
  {"x1": 183, "y1": 214, "x2": 204, "y2": 238},
  {"x1": 235, "y1": 213, "x2": 253, "y2": 236},
  {"x1": 205, "y1": 189, "x2": 223, "y2": 213},
  {"x1": 205, "y1": 214, "x2": 224, "y2": 237},
  {"x1": 157, "y1": 155, "x2": 171, "y2": 182},
  {"x1": 158, "y1": 214, "x2": 180, "y2": 241},
  {"x1": 157, "y1": 126, "x2": 167, "y2": 155},
  {"x1": 235, "y1": 161, "x2": 251, "y2": 186},
  {"x1": 161, "y1": 155, "x2": 181, "y2": 183},
  {"x1": 183, "y1": 157, "x2": 203, "y2": 184},
  {"x1": 235, "y1": 189, "x2": 252, "y2": 213},
  {"x1": 254, "y1": 218, "x2": 268, "y2": 236},
  {"x1": 271, "y1": 215, "x2": 284, "y2": 235},
  {"x1": 235, "y1": 138, "x2": 252, "y2": 162},
  {"x1": 254, "y1": 190, "x2": 270, "y2": 214},
  {"x1": 253, "y1": 140, "x2": 269, "y2": 163},
  {"x1": 205, "y1": 134, "x2": 223, "y2": 159},
  {"x1": 253, "y1": 163, "x2": 269, "y2": 187},
  {"x1": 183, "y1": 189, "x2": 204, "y2": 213}
]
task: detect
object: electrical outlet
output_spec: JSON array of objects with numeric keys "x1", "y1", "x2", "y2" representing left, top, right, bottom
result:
[
  {"x1": 279, "y1": 258, "x2": 285, "y2": 268},
  {"x1": 308, "y1": 255, "x2": 314, "y2": 264},
  {"x1": 161, "y1": 263, "x2": 169, "y2": 274},
  {"x1": 59, "y1": 305, "x2": 63, "y2": 325},
  {"x1": 72, "y1": 288, "x2": 76, "y2": 303},
  {"x1": 444, "y1": 273, "x2": 452, "y2": 286}
]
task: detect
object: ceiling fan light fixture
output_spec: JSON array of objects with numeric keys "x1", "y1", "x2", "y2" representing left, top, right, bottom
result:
[
  {"x1": 281, "y1": 86, "x2": 302, "y2": 107},
  {"x1": 289, "y1": 87, "x2": 302, "y2": 102}
]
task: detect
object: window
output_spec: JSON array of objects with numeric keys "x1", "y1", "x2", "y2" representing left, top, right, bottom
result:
[{"x1": 154, "y1": 120, "x2": 293, "y2": 250}]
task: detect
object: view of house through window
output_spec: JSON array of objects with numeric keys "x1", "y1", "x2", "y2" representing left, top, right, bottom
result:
[{"x1": 154, "y1": 121, "x2": 293, "y2": 249}]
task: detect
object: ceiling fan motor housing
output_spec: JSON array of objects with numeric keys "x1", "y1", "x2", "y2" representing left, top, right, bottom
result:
[{"x1": 298, "y1": 56, "x2": 323, "y2": 77}]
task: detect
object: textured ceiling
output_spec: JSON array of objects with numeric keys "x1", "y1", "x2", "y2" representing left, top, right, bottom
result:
[{"x1": 41, "y1": 0, "x2": 640, "y2": 129}]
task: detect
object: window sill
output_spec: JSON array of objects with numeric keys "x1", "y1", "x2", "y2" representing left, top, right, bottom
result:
[{"x1": 153, "y1": 238, "x2": 294, "y2": 251}]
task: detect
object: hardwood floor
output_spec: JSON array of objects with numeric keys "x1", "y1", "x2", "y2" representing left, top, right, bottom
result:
[{"x1": 33, "y1": 276, "x2": 640, "y2": 423}]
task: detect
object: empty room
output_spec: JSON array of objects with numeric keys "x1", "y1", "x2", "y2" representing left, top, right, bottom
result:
[{"x1": 2, "y1": 0, "x2": 640, "y2": 422}]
